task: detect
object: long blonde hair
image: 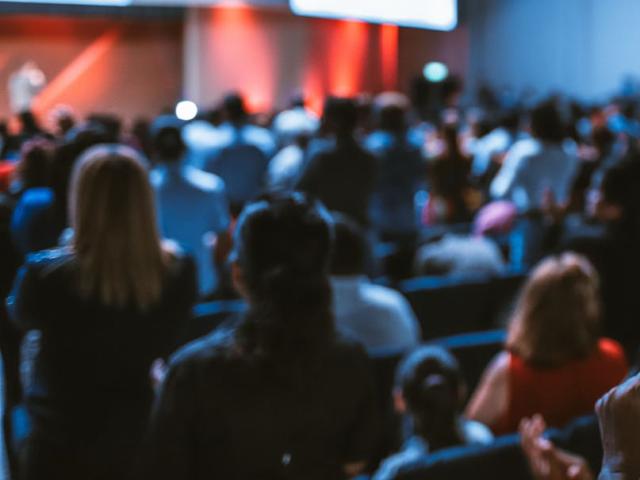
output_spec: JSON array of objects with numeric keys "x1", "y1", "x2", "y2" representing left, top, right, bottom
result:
[
  {"x1": 506, "y1": 253, "x2": 601, "y2": 367},
  {"x1": 69, "y1": 144, "x2": 167, "y2": 310}
]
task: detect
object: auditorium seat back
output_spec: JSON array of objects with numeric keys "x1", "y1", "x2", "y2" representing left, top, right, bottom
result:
[
  {"x1": 388, "y1": 415, "x2": 600, "y2": 480},
  {"x1": 393, "y1": 434, "x2": 530, "y2": 480},
  {"x1": 182, "y1": 300, "x2": 247, "y2": 345},
  {"x1": 429, "y1": 329, "x2": 505, "y2": 394},
  {"x1": 398, "y1": 271, "x2": 525, "y2": 340},
  {"x1": 369, "y1": 346, "x2": 407, "y2": 465}
]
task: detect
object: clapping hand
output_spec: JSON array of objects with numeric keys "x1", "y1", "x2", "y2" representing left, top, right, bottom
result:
[{"x1": 520, "y1": 415, "x2": 594, "y2": 480}]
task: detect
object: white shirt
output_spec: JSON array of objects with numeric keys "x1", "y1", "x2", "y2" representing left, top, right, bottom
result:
[
  {"x1": 151, "y1": 163, "x2": 230, "y2": 295},
  {"x1": 471, "y1": 127, "x2": 517, "y2": 177},
  {"x1": 271, "y1": 106, "x2": 319, "y2": 144},
  {"x1": 8, "y1": 64, "x2": 46, "y2": 113},
  {"x1": 266, "y1": 144, "x2": 306, "y2": 190},
  {"x1": 490, "y1": 138, "x2": 578, "y2": 212},
  {"x1": 331, "y1": 276, "x2": 421, "y2": 352}
]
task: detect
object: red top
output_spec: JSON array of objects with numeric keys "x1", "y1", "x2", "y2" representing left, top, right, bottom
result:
[
  {"x1": 0, "y1": 161, "x2": 15, "y2": 192},
  {"x1": 497, "y1": 338, "x2": 627, "y2": 435}
]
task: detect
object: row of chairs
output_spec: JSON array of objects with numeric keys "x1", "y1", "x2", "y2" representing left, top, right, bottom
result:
[
  {"x1": 184, "y1": 270, "x2": 527, "y2": 345},
  {"x1": 398, "y1": 270, "x2": 526, "y2": 340},
  {"x1": 393, "y1": 414, "x2": 601, "y2": 480}
]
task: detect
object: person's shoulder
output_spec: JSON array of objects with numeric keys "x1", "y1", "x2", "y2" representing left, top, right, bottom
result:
[
  {"x1": 24, "y1": 246, "x2": 73, "y2": 270},
  {"x1": 461, "y1": 418, "x2": 495, "y2": 446},
  {"x1": 17, "y1": 187, "x2": 54, "y2": 206},
  {"x1": 483, "y1": 351, "x2": 512, "y2": 383},
  {"x1": 509, "y1": 137, "x2": 540, "y2": 159},
  {"x1": 169, "y1": 325, "x2": 238, "y2": 369},
  {"x1": 22, "y1": 247, "x2": 76, "y2": 283},
  {"x1": 373, "y1": 438, "x2": 427, "y2": 480},
  {"x1": 163, "y1": 242, "x2": 196, "y2": 274},
  {"x1": 360, "y1": 282, "x2": 412, "y2": 313},
  {"x1": 328, "y1": 331, "x2": 371, "y2": 365},
  {"x1": 183, "y1": 166, "x2": 226, "y2": 193},
  {"x1": 597, "y1": 338, "x2": 627, "y2": 364}
]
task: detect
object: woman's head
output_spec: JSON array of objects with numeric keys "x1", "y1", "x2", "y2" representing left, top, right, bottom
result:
[
  {"x1": 70, "y1": 144, "x2": 166, "y2": 310},
  {"x1": 232, "y1": 192, "x2": 335, "y2": 361},
  {"x1": 530, "y1": 101, "x2": 566, "y2": 143},
  {"x1": 14, "y1": 138, "x2": 53, "y2": 191},
  {"x1": 507, "y1": 253, "x2": 600, "y2": 367},
  {"x1": 395, "y1": 346, "x2": 466, "y2": 450}
]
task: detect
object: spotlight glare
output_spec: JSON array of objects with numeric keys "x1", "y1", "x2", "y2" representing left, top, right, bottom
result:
[
  {"x1": 423, "y1": 62, "x2": 449, "y2": 83},
  {"x1": 175, "y1": 100, "x2": 198, "y2": 121}
]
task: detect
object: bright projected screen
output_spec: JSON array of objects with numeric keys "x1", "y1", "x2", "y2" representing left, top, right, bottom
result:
[{"x1": 290, "y1": 0, "x2": 457, "y2": 31}]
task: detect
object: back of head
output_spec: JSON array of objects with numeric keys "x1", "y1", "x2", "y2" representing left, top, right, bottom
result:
[
  {"x1": 497, "y1": 109, "x2": 521, "y2": 133},
  {"x1": 600, "y1": 157, "x2": 640, "y2": 232},
  {"x1": 373, "y1": 92, "x2": 410, "y2": 135},
  {"x1": 507, "y1": 253, "x2": 600, "y2": 367},
  {"x1": 233, "y1": 192, "x2": 335, "y2": 362},
  {"x1": 396, "y1": 345, "x2": 465, "y2": 450},
  {"x1": 530, "y1": 101, "x2": 565, "y2": 143},
  {"x1": 223, "y1": 92, "x2": 249, "y2": 125},
  {"x1": 86, "y1": 113, "x2": 122, "y2": 143},
  {"x1": 322, "y1": 96, "x2": 358, "y2": 139},
  {"x1": 70, "y1": 144, "x2": 166, "y2": 310},
  {"x1": 16, "y1": 138, "x2": 53, "y2": 189},
  {"x1": 150, "y1": 115, "x2": 185, "y2": 163},
  {"x1": 330, "y1": 213, "x2": 368, "y2": 276}
]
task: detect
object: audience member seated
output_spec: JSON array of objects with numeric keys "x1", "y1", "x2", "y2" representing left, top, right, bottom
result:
[
  {"x1": 150, "y1": 115, "x2": 230, "y2": 297},
  {"x1": 365, "y1": 92, "x2": 425, "y2": 242},
  {"x1": 491, "y1": 101, "x2": 579, "y2": 267},
  {"x1": 373, "y1": 346, "x2": 493, "y2": 480},
  {"x1": 466, "y1": 253, "x2": 627, "y2": 435},
  {"x1": 196, "y1": 93, "x2": 275, "y2": 214},
  {"x1": 297, "y1": 97, "x2": 378, "y2": 226},
  {"x1": 330, "y1": 214, "x2": 421, "y2": 351},
  {"x1": 414, "y1": 234, "x2": 507, "y2": 277},
  {"x1": 555, "y1": 158, "x2": 640, "y2": 356},
  {"x1": 143, "y1": 193, "x2": 379, "y2": 479},
  {"x1": 6, "y1": 145, "x2": 197, "y2": 480}
]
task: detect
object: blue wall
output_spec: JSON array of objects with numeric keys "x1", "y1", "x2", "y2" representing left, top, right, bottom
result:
[{"x1": 466, "y1": 0, "x2": 640, "y2": 102}]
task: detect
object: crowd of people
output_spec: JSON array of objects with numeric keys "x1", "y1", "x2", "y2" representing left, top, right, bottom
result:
[{"x1": 1, "y1": 84, "x2": 640, "y2": 480}]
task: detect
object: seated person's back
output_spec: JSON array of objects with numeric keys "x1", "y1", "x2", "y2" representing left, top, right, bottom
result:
[
  {"x1": 373, "y1": 346, "x2": 493, "y2": 480},
  {"x1": 330, "y1": 214, "x2": 421, "y2": 352},
  {"x1": 143, "y1": 193, "x2": 380, "y2": 480},
  {"x1": 466, "y1": 253, "x2": 628, "y2": 435}
]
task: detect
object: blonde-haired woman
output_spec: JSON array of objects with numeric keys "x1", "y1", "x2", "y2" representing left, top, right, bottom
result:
[
  {"x1": 466, "y1": 253, "x2": 627, "y2": 435},
  {"x1": 8, "y1": 145, "x2": 196, "y2": 480}
]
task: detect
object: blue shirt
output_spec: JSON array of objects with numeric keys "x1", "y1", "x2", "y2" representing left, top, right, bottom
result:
[
  {"x1": 151, "y1": 163, "x2": 230, "y2": 295},
  {"x1": 184, "y1": 122, "x2": 275, "y2": 207},
  {"x1": 10, "y1": 187, "x2": 62, "y2": 255}
]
